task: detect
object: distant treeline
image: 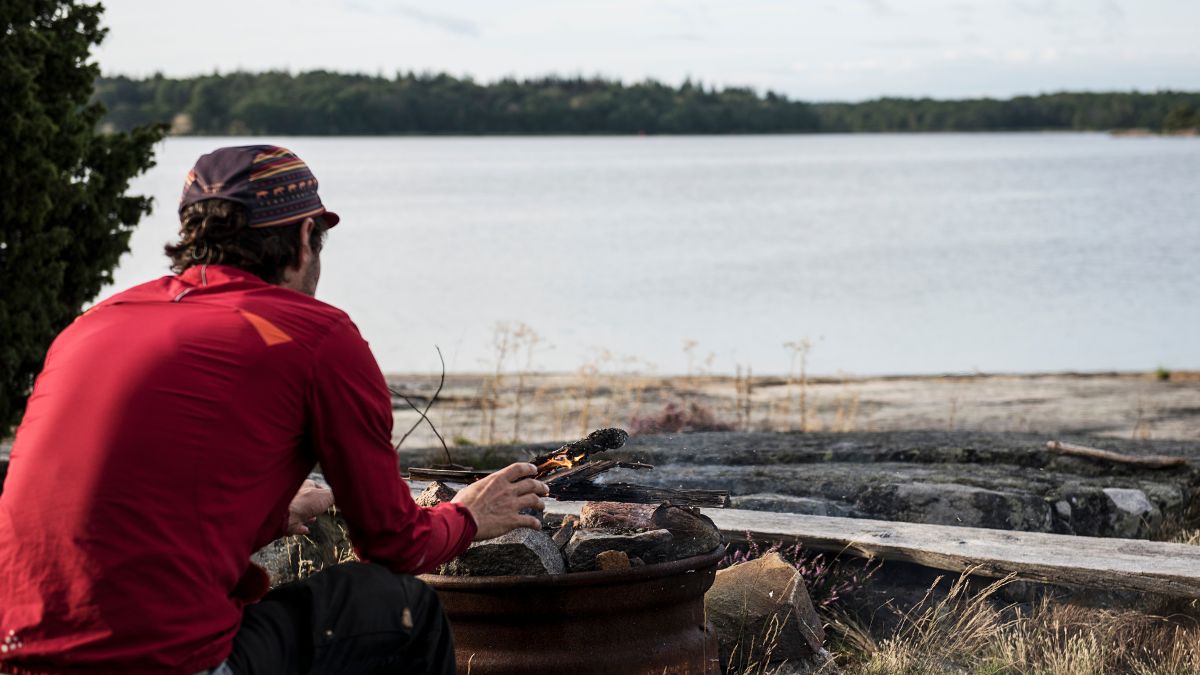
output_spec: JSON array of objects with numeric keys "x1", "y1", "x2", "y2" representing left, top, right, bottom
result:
[{"x1": 95, "y1": 71, "x2": 1200, "y2": 135}]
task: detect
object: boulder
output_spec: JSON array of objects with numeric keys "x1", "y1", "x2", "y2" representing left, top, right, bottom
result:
[
  {"x1": 415, "y1": 481, "x2": 457, "y2": 507},
  {"x1": 856, "y1": 481, "x2": 1053, "y2": 531},
  {"x1": 441, "y1": 528, "x2": 565, "y2": 576},
  {"x1": 730, "y1": 493, "x2": 853, "y2": 517},
  {"x1": 1103, "y1": 488, "x2": 1162, "y2": 538},
  {"x1": 563, "y1": 529, "x2": 673, "y2": 571},
  {"x1": 705, "y1": 552, "x2": 826, "y2": 674}
]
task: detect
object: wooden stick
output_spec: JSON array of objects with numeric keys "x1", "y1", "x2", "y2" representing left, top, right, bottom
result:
[
  {"x1": 406, "y1": 457, "x2": 648, "y2": 485},
  {"x1": 551, "y1": 481, "x2": 731, "y2": 508},
  {"x1": 543, "y1": 460, "x2": 621, "y2": 488},
  {"x1": 530, "y1": 428, "x2": 629, "y2": 476},
  {"x1": 1046, "y1": 441, "x2": 1188, "y2": 468},
  {"x1": 406, "y1": 467, "x2": 492, "y2": 483}
]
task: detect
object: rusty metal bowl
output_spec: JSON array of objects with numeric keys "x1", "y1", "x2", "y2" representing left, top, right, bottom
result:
[{"x1": 422, "y1": 546, "x2": 724, "y2": 675}]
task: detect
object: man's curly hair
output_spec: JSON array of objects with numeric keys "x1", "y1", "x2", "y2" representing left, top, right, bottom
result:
[{"x1": 165, "y1": 199, "x2": 328, "y2": 284}]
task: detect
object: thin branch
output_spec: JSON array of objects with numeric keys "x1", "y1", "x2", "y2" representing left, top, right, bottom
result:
[{"x1": 390, "y1": 346, "x2": 451, "y2": 465}]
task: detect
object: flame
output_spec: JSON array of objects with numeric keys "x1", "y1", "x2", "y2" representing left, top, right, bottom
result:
[{"x1": 535, "y1": 450, "x2": 589, "y2": 478}]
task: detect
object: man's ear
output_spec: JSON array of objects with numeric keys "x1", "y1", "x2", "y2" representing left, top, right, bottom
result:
[{"x1": 298, "y1": 217, "x2": 315, "y2": 266}]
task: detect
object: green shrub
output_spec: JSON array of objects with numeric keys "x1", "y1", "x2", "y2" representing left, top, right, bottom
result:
[{"x1": 0, "y1": 1, "x2": 165, "y2": 432}]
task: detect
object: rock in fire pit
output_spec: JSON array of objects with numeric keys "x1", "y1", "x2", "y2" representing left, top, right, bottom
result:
[{"x1": 441, "y1": 528, "x2": 566, "y2": 576}]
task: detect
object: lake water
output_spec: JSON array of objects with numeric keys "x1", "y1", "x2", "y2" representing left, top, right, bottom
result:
[{"x1": 109, "y1": 134, "x2": 1200, "y2": 376}]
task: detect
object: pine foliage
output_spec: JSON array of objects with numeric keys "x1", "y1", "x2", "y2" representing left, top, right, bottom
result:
[{"x1": 0, "y1": 1, "x2": 165, "y2": 432}]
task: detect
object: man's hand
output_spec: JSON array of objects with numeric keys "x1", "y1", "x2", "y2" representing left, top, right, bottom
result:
[
  {"x1": 287, "y1": 479, "x2": 335, "y2": 535},
  {"x1": 451, "y1": 463, "x2": 548, "y2": 541}
]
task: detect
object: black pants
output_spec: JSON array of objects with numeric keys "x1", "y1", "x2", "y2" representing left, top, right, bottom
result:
[{"x1": 225, "y1": 562, "x2": 456, "y2": 675}]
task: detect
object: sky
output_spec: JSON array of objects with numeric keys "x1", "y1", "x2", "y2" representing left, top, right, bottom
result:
[{"x1": 95, "y1": 0, "x2": 1200, "y2": 102}]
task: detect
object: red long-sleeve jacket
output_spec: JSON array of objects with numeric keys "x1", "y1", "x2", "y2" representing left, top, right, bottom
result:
[{"x1": 0, "y1": 264, "x2": 475, "y2": 674}]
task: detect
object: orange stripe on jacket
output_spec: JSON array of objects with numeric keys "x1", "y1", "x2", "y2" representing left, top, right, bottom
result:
[{"x1": 238, "y1": 309, "x2": 294, "y2": 346}]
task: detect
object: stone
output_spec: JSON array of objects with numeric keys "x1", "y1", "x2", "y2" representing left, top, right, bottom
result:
[
  {"x1": 578, "y1": 502, "x2": 722, "y2": 560},
  {"x1": 440, "y1": 528, "x2": 565, "y2": 576},
  {"x1": 652, "y1": 505, "x2": 722, "y2": 559},
  {"x1": 730, "y1": 493, "x2": 853, "y2": 517},
  {"x1": 1103, "y1": 487, "x2": 1162, "y2": 538},
  {"x1": 552, "y1": 515, "x2": 578, "y2": 550},
  {"x1": 563, "y1": 529, "x2": 673, "y2": 571},
  {"x1": 705, "y1": 552, "x2": 826, "y2": 674},
  {"x1": 415, "y1": 481, "x2": 457, "y2": 507},
  {"x1": 594, "y1": 550, "x2": 631, "y2": 570},
  {"x1": 579, "y1": 502, "x2": 657, "y2": 530},
  {"x1": 856, "y1": 481, "x2": 1053, "y2": 532}
]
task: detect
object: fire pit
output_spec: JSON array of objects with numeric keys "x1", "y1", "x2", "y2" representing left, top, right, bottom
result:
[
  {"x1": 409, "y1": 429, "x2": 730, "y2": 673},
  {"x1": 422, "y1": 546, "x2": 724, "y2": 675}
]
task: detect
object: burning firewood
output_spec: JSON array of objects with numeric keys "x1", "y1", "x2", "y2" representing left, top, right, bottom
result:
[{"x1": 529, "y1": 427, "x2": 629, "y2": 478}]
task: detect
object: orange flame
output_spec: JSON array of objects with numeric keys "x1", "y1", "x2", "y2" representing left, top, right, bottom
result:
[{"x1": 535, "y1": 451, "x2": 589, "y2": 478}]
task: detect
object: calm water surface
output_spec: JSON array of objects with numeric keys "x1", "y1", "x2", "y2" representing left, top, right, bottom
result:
[{"x1": 109, "y1": 134, "x2": 1200, "y2": 375}]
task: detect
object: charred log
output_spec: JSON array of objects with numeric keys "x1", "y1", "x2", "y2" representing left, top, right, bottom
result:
[{"x1": 552, "y1": 481, "x2": 730, "y2": 508}]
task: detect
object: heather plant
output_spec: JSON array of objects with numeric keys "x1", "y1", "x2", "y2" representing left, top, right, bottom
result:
[{"x1": 629, "y1": 400, "x2": 735, "y2": 435}]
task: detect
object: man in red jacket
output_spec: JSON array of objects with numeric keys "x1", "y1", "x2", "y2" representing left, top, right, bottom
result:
[{"x1": 0, "y1": 146, "x2": 545, "y2": 674}]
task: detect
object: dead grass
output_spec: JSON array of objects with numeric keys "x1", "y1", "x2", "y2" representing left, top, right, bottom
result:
[
  {"x1": 825, "y1": 571, "x2": 1200, "y2": 674},
  {"x1": 1174, "y1": 528, "x2": 1200, "y2": 546}
]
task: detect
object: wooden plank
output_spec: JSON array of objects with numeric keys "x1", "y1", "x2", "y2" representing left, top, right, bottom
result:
[
  {"x1": 705, "y1": 508, "x2": 1200, "y2": 598},
  {"x1": 1047, "y1": 440, "x2": 1188, "y2": 468}
]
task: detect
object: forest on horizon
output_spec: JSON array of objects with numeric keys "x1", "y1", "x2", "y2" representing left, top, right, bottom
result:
[{"x1": 95, "y1": 71, "x2": 1200, "y2": 135}]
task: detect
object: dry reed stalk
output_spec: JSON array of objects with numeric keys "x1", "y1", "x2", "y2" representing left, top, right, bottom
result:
[
  {"x1": 1133, "y1": 391, "x2": 1154, "y2": 440},
  {"x1": 1174, "y1": 529, "x2": 1200, "y2": 546},
  {"x1": 726, "y1": 610, "x2": 790, "y2": 675},
  {"x1": 784, "y1": 339, "x2": 812, "y2": 432},
  {"x1": 509, "y1": 323, "x2": 541, "y2": 442},
  {"x1": 831, "y1": 377, "x2": 860, "y2": 433},
  {"x1": 735, "y1": 365, "x2": 751, "y2": 431}
]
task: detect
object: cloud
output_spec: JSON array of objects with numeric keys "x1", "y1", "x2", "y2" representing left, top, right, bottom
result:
[
  {"x1": 654, "y1": 32, "x2": 707, "y2": 43},
  {"x1": 344, "y1": 1, "x2": 480, "y2": 37},
  {"x1": 865, "y1": 38, "x2": 944, "y2": 50},
  {"x1": 1101, "y1": 0, "x2": 1125, "y2": 22},
  {"x1": 862, "y1": 0, "x2": 899, "y2": 17}
]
